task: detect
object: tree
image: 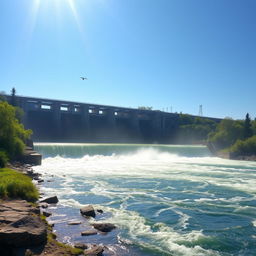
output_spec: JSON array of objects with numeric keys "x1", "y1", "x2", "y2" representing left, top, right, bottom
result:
[
  {"x1": 208, "y1": 118, "x2": 244, "y2": 150},
  {"x1": 230, "y1": 135, "x2": 256, "y2": 156},
  {"x1": 0, "y1": 101, "x2": 32, "y2": 160},
  {"x1": 10, "y1": 87, "x2": 17, "y2": 106},
  {"x1": 175, "y1": 114, "x2": 217, "y2": 143},
  {"x1": 244, "y1": 113, "x2": 253, "y2": 139}
]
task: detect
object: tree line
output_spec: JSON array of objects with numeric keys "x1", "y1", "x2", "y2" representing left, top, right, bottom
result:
[
  {"x1": 0, "y1": 90, "x2": 32, "y2": 167},
  {"x1": 174, "y1": 113, "x2": 256, "y2": 157},
  {"x1": 208, "y1": 114, "x2": 256, "y2": 156}
]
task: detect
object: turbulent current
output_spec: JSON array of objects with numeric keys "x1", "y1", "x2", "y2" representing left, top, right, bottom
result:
[{"x1": 34, "y1": 143, "x2": 256, "y2": 256}]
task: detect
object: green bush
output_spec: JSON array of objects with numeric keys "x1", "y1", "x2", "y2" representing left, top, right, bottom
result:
[
  {"x1": 175, "y1": 115, "x2": 217, "y2": 143},
  {"x1": 0, "y1": 168, "x2": 38, "y2": 201},
  {"x1": 208, "y1": 118, "x2": 244, "y2": 150},
  {"x1": 0, "y1": 151, "x2": 8, "y2": 168},
  {"x1": 230, "y1": 136, "x2": 256, "y2": 156},
  {"x1": 0, "y1": 101, "x2": 32, "y2": 160}
]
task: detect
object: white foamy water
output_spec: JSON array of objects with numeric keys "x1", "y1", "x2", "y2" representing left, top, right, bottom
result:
[{"x1": 34, "y1": 144, "x2": 256, "y2": 256}]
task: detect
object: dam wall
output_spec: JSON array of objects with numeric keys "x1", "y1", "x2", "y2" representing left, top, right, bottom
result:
[{"x1": 4, "y1": 95, "x2": 220, "y2": 143}]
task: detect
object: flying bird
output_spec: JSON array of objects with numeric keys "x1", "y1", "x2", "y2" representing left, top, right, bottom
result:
[{"x1": 80, "y1": 77, "x2": 87, "y2": 80}]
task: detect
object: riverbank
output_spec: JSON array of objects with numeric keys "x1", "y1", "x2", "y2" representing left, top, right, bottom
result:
[
  {"x1": 0, "y1": 199, "x2": 85, "y2": 256},
  {"x1": 207, "y1": 142, "x2": 256, "y2": 161},
  {"x1": 0, "y1": 164, "x2": 104, "y2": 256}
]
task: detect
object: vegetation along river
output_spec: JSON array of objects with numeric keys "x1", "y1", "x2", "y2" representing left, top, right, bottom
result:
[{"x1": 34, "y1": 143, "x2": 256, "y2": 256}]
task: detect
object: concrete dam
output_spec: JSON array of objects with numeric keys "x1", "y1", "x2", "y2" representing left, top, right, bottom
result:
[{"x1": 5, "y1": 95, "x2": 219, "y2": 143}]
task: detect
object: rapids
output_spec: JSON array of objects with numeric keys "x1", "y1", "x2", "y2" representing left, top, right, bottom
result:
[{"x1": 34, "y1": 143, "x2": 256, "y2": 256}]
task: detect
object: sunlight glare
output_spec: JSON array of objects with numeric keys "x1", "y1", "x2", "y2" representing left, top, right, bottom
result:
[
  {"x1": 28, "y1": 0, "x2": 89, "y2": 53},
  {"x1": 66, "y1": 0, "x2": 83, "y2": 32},
  {"x1": 30, "y1": 0, "x2": 84, "y2": 33},
  {"x1": 28, "y1": 0, "x2": 41, "y2": 38}
]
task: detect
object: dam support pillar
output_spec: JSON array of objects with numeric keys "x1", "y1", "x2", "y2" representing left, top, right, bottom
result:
[
  {"x1": 151, "y1": 112, "x2": 163, "y2": 143},
  {"x1": 161, "y1": 115, "x2": 167, "y2": 142},
  {"x1": 131, "y1": 112, "x2": 141, "y2": 141},
  {"x1": 106, "y1": 109, "x2": 116, "y2": 141},
  {"x1": 53, "y1": 102, "x2": 61, "y2": 141},
  {"x1": 81, "y1": 105, "x2": 90, "y2": 141}
]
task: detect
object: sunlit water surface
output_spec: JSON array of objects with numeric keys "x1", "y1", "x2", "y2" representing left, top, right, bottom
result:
[{"x1": 34, "y1": 143, "x2": 256, "y2": 256}]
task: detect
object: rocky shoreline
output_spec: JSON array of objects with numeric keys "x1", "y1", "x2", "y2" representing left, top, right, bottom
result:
[
  {"x1": 214, "y1": 151, "x2": 256, "y2": 161},
  {"x1": 207, "y1": 142, "x2": 256, "y2": 161},
  {"x1": 0, "y1": 163, "x2": 117, "y2": 256}
]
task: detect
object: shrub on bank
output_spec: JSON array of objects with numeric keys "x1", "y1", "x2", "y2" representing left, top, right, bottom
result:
[
  {"x1": 0, "y1": 101, "x2": 32, "y2": 160},
  {"x1": 230, "y1": 136, "x2": 256, "y2": 156},
  {"x1": 0, "y1": 151, "x2": 8, "y2": 168},
  {"x1": 0, "y1": 168, "x2": 38, "y2": 202},
  {"x1": 208, "y1": 118, "x2": 244, "y2": 150}
]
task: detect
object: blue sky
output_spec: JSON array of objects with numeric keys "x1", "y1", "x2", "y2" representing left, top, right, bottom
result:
[{"x1": 0, "y1": 0, "x2": 255, "y2": 119}]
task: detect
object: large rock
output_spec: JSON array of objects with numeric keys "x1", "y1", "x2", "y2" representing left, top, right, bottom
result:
[
  {"x1": 0, "y1": 201, "x2": 47, "y2": 247},
  {"x1": 40, "y1": 196, "x2": 59, "y2": 204},
  {"x1": 80, "y1": 205, "x2": 96, "y2": 218},
  {"x1": 91, "y1": 223, "x2": 116, "y2": 232},
  {"x1": 0, "y1": 216, "x2": 47, "y2": 247},
  {"x1": 84, "y1": 245, "x2": 104, "y2": 256}
]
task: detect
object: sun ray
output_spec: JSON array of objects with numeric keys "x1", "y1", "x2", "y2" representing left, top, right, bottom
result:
[
  {"x1": 23, "y1": 0, "x2": 90, "y2": 56},
  {"x1": 66, "y1": 0, "x2": 90, "y2": 55},
  {"x1": 66, "y1": 0, "x2": 83, "y2": 33},
  {"x1": 31, "y1": 0, "x2": 41, "y2": 25},
  {"x1": 27, "y1": 0, "x2": 41, "y2": 37}
]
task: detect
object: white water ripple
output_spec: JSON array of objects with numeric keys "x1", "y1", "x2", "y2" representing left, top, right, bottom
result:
[{"x1": 34, "y1": 145, "x2": 256, "y2": 256}]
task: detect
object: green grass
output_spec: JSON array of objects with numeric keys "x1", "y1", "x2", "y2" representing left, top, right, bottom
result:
[{"x1": 0, "y1": 168, "x2": 38, "y2": 202}]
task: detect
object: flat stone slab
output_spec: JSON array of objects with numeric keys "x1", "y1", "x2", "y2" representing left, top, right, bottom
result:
[
  {"x1": 81, "y1": 230, "x2": 98, "y2": 236},
  {"x1": 68, "y1": 221, "x2": 82, "y2": 225},
  {"x1": 0, "y1": 211, "x2": 28, "y2": 224},
  {"x1": 0, "y1": 200, "x2": 32, "y2": 212}
]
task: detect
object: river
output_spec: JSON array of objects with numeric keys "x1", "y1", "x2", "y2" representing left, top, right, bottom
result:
[{"x1": 34, "y1": 143, "x2": 256, "y2": 256}]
